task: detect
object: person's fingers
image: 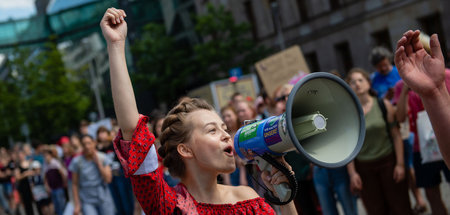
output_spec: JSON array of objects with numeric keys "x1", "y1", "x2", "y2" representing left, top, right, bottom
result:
[
  {"x1": 104, "y1": 12, "x2": 117, "y2": 25},
  {"x1": 119, "y1": 9, "x2": 127, "y2": 18},
  {"x1": 403, "y1": 30, "x2": 413, "y2": 37},
  {"x1": 412, "y1": 30, "x2": 423, "y2": 52},
  {"x1": 396, "y1": 36, "x2": 407, "y2": 50},
  {"x1": 111, "y1": 8, "x2": 125, "y2": 23},
  {"x1": 111, "y1": 8, "x2": 123, "y2": 24},
  {"x1": 107, "y1": 8, "x2": 121, "y2": 23},
  {"x1": 430, "y1": 34, "x2": 444, "y2": 61},
  {"x1": 405, "y1": 40, "x2": 413, "y2": 56},
  {"x1": 393, "y1": 170, "x2": 398, "y2": 182},
  {"x1": 270, "y1": 171, "x2": 287, "y2": 184},
  {"x1": 261, "y1": 171, "x2": 271, "y2": 183},
  {"x1": 394, "y1": 46, "x2": 405, "y2": 69}
]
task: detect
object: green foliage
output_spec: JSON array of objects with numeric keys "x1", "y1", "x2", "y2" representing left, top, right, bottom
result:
[
  {"x1": 0, "y1": 76, "x2": 24, "y2": 143},
  {"x1": 1, "y1": 42, "x2": 91, "y2": 143},
  {"x1": 194, "y1": 4, "x2": 271, "y2": 81},
  {"x1": 130, "y1": 3, "x2": 271, "y2": 104},
  {"x1": 131, "y1": 23, "x2": 195, "y2": 104}
]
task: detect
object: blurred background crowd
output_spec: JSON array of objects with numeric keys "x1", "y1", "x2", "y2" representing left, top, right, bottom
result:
[{"x1": 1, "y1": 0, "x2": 450, "y2": 215}]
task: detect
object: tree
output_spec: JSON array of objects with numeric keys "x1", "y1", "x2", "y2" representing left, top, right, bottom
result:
[
  {"x1": 194, "y1": 3, "x2": 271, "y2": 81},
  {"x1": 0, "y1": 75, "x2": 24, "y2": 147},
  {"x1": 1, "y1": 42, "x2": 91, "y2": 144},
  {"x1": 131, "y1": 23, "x2": 196, "y2": 104},
  {"x1": 130, "y1": 3, "x2": 271, "y2": 105}
]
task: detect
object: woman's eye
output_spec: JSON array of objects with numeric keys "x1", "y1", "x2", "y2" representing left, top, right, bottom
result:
[{"x1": 209, "y1": 128, "x2": 216, "y2": 133}]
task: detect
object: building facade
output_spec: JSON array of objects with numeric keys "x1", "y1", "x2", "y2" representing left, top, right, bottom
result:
[{"x1": 196, "y1": 0, "x2": 450, "y2": 75}]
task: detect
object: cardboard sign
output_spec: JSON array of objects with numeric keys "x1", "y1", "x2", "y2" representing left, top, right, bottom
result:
[
  {"x1": 255, "y1": 45, "x2": 310, "y2": 98},
  {"x1": 214, "y1": 75, "x2": 257, "y2": 109},
  {"x1": 187, "y1": 74, "x2": 259, "y2": 111}
]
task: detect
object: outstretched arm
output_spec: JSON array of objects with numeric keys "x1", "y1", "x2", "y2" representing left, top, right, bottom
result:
[
  {"x1": 100, "y1": 8, "x2": 139, "y2": 140},
  {"x1": 395, "y1": 30, "x2": 450, "y2": 166}
]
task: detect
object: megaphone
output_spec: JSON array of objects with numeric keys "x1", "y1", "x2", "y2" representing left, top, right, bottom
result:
[{"x1": 234, "y1": 72, "x2": 365, "y2": 204}]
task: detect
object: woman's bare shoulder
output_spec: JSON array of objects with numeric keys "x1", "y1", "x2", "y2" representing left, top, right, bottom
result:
[{"x1": 220, "y1": 184, "x2": 260, "y2": 201}]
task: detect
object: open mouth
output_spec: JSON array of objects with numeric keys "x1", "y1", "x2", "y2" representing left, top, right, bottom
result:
[{"x1": 224, "y1": 145, "x2": 234, "y2": 156}]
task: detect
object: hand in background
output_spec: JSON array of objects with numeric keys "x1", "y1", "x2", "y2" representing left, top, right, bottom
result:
[{"x1": 394, "y1": 30, "x2": 446, "y2": 97}]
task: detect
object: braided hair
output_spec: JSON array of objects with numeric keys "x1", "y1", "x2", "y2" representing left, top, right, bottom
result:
[{"x1": 158, "y1": 97, "x2": 214, "y2": 178}]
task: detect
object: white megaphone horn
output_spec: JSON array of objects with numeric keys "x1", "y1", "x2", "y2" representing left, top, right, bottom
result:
[{"x1": 234, "y1": 72, "x2": 365, "y2": 204}]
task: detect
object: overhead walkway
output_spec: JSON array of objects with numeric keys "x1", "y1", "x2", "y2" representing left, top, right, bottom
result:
[{"x1": 0, "y1": 0, "x2": 163, "y2": 51}]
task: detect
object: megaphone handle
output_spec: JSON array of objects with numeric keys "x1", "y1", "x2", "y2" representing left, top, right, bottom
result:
[{"x1": 255, "y1": 157, "x2": 292, "y2": 202}]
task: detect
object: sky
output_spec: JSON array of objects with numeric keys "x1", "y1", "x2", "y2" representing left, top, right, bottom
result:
[{"x1": 0, "y1": 0, "x2": 36, "y2": 22}]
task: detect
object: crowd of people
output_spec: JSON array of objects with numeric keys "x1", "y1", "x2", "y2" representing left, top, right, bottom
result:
[
  {"x1": 0, "y1": 119, "x2": 137, "y2": 215},
  {"x1": 1, "y1": 7, "x2": 449, "y2": 215}
]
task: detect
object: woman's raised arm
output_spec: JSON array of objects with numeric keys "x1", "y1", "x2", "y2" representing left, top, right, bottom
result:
[{"x1": 100, "y1": 8, "x2": 139, "y2": 140}]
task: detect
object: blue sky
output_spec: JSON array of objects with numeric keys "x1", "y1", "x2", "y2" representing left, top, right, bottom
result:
[{"x1": 0, "y1": 0, "x2": 36, "y2": 22}]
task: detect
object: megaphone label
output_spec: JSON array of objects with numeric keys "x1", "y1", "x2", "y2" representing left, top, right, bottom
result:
[
  {"x1": 238, "y1": 121, "x2": 264, "y2": 143},
  {"x1": 263, "y1": 117, "x2": 282, "y2": 146}
]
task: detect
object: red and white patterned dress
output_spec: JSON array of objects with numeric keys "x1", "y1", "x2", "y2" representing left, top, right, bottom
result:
[{"x1": 113, "y1": 115, "x2": 276, "y2": 215}]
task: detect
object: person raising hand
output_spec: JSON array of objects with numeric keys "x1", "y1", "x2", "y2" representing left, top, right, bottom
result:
[
  {"x1": 101, "y1": 8, "x2": 297, "y2": 215},
  {"x1": 395, "y1": 30, "x2": 450, "y2": 167}
]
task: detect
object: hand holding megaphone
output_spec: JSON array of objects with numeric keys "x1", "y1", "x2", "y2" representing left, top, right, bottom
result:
[
  {"x1": 234, "y1": 72, "x2": 365, "y2": 204},
  {"x1": 260, "y1": 156, "x2": 295, "y2": 200}
]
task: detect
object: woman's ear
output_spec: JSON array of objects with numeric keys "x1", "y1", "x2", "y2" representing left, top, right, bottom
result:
[{"x1": 177, "y1": 143, "x2": 193, "y2": 158}]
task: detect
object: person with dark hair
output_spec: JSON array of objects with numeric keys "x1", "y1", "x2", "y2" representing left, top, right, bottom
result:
[
  {"x1": 101, "y1": 7, "x2": 297, "y2": 214},
  {"x1": 42, "y1": 146, "x2": 67, "y2": 215},
  {"x1": 220, "y1": 105, "x2": 248, "y2": 187},
  {"x1": 0, "y1": 149, "x2": 14, "y2": 215},
  {"x1": 96, "y1": 126, "x2": 135, "y2": 215},
  {"x1": 30, "y1": 160, "x2": 53, "y2": 215},
  {"x1": 230, "y1": 92, "x2": 244, "y2": 107},
  {"x1": 369, "y1": 46, "x2": 402, "y2": 100},
  {"x1": 69, "y1": 135, "x2": 114, "y2": 215},
  {"x1": 14, "y1": 150, "x2": 35, "y2": 215},
  {"x1": 345, "y1": 68, "x2": 412, "y2": 215}
]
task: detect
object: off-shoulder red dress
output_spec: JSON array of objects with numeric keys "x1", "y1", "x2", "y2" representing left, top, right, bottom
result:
[{"x1": 113, "y1": 115, "x2": 276, "y2": 215}]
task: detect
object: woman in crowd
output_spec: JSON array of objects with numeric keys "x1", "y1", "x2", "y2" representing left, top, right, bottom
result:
[
  {"x1": 220, "y1": 105, "x2": 248, "y2": 187},
  {"x1": 42, "y1": 147, "x2": 67, "y2": 215},
  {"x1": 101, "y1": 7, "x2": 297, "y2": 214},
  {"x1": 30, "y1": 161, "x2": 52, "y2": 215},
  {"x1": 0, "y1": 149, "x2": 14, "y2": 215},
  {"x1": 345, "y1": 68, "x2": 412, "y2": 215},
  {"x1": 14, "y1": 150, "x2": 35, "y2": 215},
  {"x1": 235, "y1": 100, "x2": 258, "y2": 125}
]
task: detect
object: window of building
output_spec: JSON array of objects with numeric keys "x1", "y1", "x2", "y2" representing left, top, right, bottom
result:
[
  {"x1": 267, "y1": 0, "x2": 281, "y2": 35},
  {"x1": 296, "y1": 0, "x2": 309, "y2": 22},
  {"x1": 418, "y1": 13, "x2": 449, "y2": 62},
  {"x1": 329, "y1": 0, "x2": 342, "y2": 10},
  {"x1": 304, "y1": 52, "x2": 320, "y2": 72},
  {"x1": 334, "y1": 41, "x2": 353, "y2": 75},
  {"x1": 371, "y1": 29, "x2": 392, "y2": 51},
  {"x1": 244, "y1": 1, "x2": 257, "y2": 39}
]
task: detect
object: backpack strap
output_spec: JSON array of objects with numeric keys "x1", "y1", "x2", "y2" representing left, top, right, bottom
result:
[{"x1": 377, "y1": 97, "x2": 394, "y2": 143}]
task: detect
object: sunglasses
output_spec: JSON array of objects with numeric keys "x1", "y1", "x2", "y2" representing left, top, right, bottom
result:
[{"x1": 275, "y1": 95, "x2": 289, "y2": 102}]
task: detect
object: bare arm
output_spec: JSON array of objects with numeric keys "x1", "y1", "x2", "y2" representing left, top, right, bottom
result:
[
  {"x1": 385, "y1": 100, "x2": 405, "y2": 182},
  {"x1": 280, "y1": 201, "x2": 298, "y2": 214},
  {"x1": 100, "y1": 8, "x2": 139, "y2": 140},
  {"x1": 94, "y1": 153, "x2": 112, "y2": 184},
  {"x1": 72, "y1": 172, "x2": 81, "y2": 215},
  {"x1": 395, "y1": 30, "x2": 450, "y2": 166},
  {"x1": 395, "y1": 83, "x2": 409, "y2": 122},
  {"x1": 346, "y1": 161, "x2": 362, "y2": 194}
]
